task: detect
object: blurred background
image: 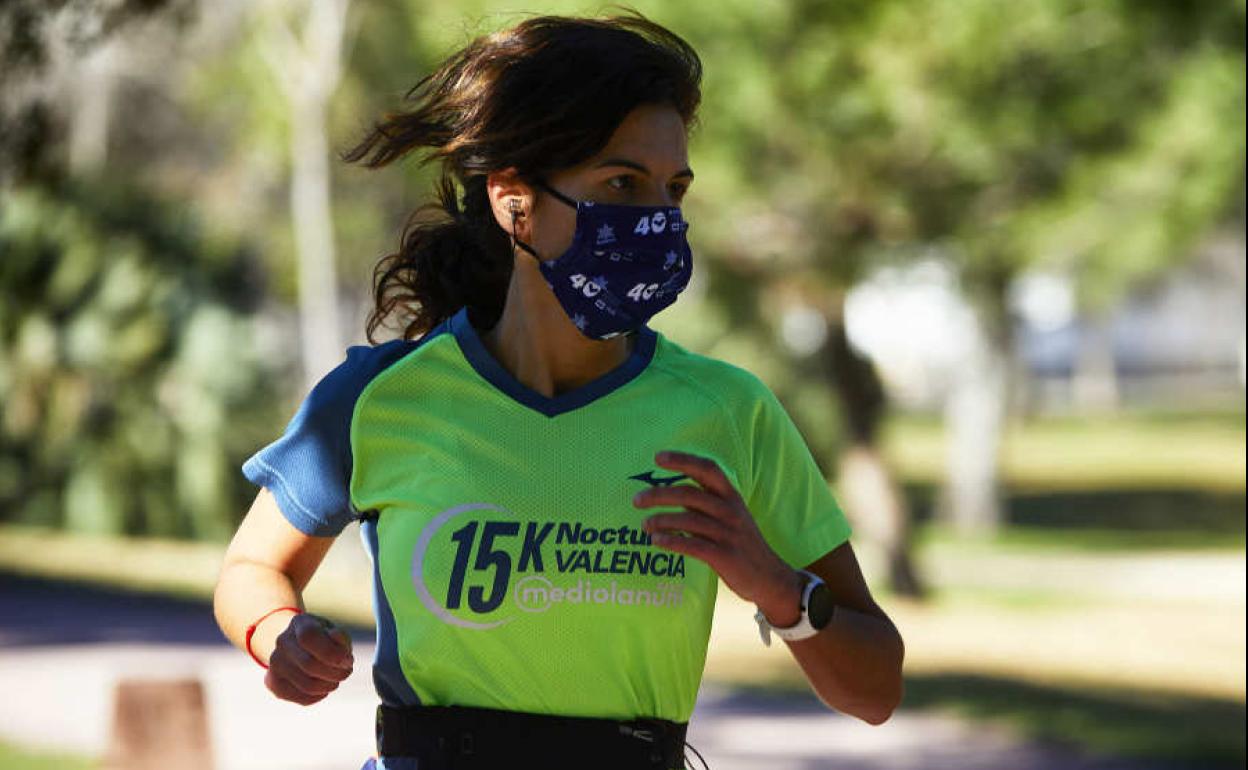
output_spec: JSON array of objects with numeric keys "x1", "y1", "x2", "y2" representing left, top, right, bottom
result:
[{"x1": 1, "y1": 1, "x2": 1243, "y2": 769}]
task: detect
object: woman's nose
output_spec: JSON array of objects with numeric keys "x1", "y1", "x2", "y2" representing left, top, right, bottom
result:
[{"x1": 641, "y1": 182, "x2": 677, "y2": 208}]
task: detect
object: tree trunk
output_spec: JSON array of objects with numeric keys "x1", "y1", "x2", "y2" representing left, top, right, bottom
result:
[
  {"x1": 290, "y1": 98, "x2": 343, "y2": 390},
  {"x1": 943, "y1": 281, "x2": 1012, "y2": 537},
  {"x1": 68, "y1": 40, "x2": 117, "y2": 174},
  {"x1": 260, "y1": 0, "x2": 354, "y2": 390},
  {"x1": 823, "y1": 301, "x2": 926, "y2": 598},
  {"x1": 836, "y1": 444, "x2": 925, "y2": 597}
]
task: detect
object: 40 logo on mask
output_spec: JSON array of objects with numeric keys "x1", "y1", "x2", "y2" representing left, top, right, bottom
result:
[
  {"x1": 633, "y1": 211, "x2": 667, "y2": 235},
  {"x1": 568, "y1": 273, "x2": 660, "y2": 303}
]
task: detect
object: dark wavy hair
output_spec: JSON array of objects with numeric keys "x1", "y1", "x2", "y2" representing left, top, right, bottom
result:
[{"x1": 339, "y1": 12, "x2": 702, "y2": 342}]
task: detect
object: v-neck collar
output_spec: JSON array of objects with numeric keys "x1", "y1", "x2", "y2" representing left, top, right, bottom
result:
[{"x1": 449, "y1": 306, "x2": 658, "y2": 418}]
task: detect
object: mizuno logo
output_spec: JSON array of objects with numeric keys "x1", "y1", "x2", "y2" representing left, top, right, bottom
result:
[{"x1": 629, "y1": 471, "x2": 689, "y2": 487}]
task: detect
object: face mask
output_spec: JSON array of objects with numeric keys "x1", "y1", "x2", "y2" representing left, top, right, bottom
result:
[{"x1": 511, "y1": 181, "x2": 694, "y2": 340}]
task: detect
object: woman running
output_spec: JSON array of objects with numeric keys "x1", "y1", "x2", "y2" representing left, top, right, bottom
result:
[{"x1": 213, "y1": 13, "x2": 904, "y2": 770}]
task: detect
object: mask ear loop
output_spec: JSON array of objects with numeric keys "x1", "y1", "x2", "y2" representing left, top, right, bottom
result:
[
  {"x1": 534, "y1": 180, "x2": 580, "y2": 210},
  {"x1": 509, "y1": 199, "x2": 541, "y2": 260}
]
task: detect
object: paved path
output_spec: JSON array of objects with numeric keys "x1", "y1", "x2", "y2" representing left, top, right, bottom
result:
[{"x1": 0, "y1": 572, "x2": 1201, "y2": 770}]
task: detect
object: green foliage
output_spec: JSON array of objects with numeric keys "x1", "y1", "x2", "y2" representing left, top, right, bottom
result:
[
  {"x1": 671, "y1": 0, "x2": 1246, "y2": 307},
  {"x1": 0, "y1": 177, "x2": 285, "y2": 541},
  {"x1": 0, "y1": 0, "x2": 198, "y2": 184}
]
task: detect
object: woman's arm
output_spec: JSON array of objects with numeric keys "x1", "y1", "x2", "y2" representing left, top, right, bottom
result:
[
  {"x1": 636, "y1": 450, "x2": 905, "y2": 725},
  {"x1": 214, "y1": 488, "x2": 353, "y2": 704},
  {"x1": 759, "y1": 543, "x2": 905, "y2": 724}
]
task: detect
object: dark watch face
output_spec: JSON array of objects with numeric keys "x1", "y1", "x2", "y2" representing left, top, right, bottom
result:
[{"x1": 806, "y1": 582, "x2": 837, "y2": 630}]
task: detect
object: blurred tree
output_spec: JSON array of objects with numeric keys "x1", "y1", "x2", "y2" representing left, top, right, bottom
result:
[
  {"x1": 670, "y1": 0, "x2": 1245, "y2": 539},
  {"x1": 253, "y1": 0, "x2": 356, "y2": 391},
  {"x1": 0, "y1": 1, "x2": 297, "y2": 542},
  {"x1": 0, "y1": 0, "x2": 197, "y2": 186},
  {"x1": 1020, "y1": 42, "x2": 1247, "y2": 411},
  {"x1": 0, "y1": 176, "x2": 284, "y2": 540},
  {"x1": 873, "y1": 0, "x2": 1243, "y2": 535},
  {"x1": 174, "y1": 0, "x2": 434, "y2": 349}
]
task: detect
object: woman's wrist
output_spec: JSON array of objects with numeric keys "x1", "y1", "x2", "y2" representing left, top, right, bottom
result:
[
  {"x1": 245, "y1": 606, "x2": 303, "y2": 668},
  {"x1": 756, "y1": 567, "x2": 807, "y2": 628}
]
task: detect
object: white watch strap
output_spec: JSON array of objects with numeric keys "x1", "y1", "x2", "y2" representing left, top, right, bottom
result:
[{"x1": 754, "y1": 570, "x2": 824, "y2": 647}]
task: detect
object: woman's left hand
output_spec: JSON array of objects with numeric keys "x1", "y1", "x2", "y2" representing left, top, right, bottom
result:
[{"x1": 633, "y1": 450, "x2": 804, "y2": 624}]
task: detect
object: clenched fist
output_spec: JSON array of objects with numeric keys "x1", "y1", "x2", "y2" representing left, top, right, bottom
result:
[{"x1": 265, "y1": 612, "x2": 354, "y2": 706}]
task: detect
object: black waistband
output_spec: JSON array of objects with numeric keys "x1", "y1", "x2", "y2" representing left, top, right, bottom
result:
[{"x1": 376, "y1": 703, "x2": 689, "y2": 770}]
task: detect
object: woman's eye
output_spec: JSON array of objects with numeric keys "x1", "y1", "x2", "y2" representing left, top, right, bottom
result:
[
  {"x1": 606, "y1": 175, "x2": 635, "y2": 192},
  {"x1": 603, "y1": 175, "x2": 689, "y2": 202}
]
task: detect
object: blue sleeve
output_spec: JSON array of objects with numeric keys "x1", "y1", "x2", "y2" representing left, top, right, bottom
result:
[{"x1": 242, "y1": 341, "x2": 414, "y2": 537}]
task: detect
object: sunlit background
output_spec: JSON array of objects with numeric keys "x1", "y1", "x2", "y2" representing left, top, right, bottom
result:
[{"x1": 1, "y1": 1, "x2": 1244, "y2": 769}]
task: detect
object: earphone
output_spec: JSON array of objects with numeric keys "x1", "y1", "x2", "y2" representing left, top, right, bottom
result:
[{"x1": 508, "y1": 198, "x2": 525, "y2": 250}]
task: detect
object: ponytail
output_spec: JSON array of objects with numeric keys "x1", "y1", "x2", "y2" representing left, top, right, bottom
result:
[
  {"x1": 361, "y1": 174, "x2": 511, "y2": 343},
  {"x1": 339, "y1": 40, "x2": 514, "y2": 342}
]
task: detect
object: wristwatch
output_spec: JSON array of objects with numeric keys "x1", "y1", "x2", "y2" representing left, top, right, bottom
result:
[{"x1": 754, "y1": 569, "x2": 836, "y2": 646}]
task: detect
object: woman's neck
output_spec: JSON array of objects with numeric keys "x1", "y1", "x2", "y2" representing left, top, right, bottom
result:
[{"x1": 478, "y1": 260, "x2": 634, "y2": 398}]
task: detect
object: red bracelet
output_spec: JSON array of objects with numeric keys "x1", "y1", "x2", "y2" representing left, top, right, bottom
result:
[{"x1": 244, "y1": 606, "x2": 303, "y2": 669}]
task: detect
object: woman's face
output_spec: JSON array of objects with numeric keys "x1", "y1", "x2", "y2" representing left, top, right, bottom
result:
[{"x1": 524, "y1": 102, "x2": 694, "y2": 262}]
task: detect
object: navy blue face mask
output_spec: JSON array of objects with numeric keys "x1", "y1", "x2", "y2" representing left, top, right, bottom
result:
[{"x1": 511, "y1": 182, "x2": 694, "y2": 340}]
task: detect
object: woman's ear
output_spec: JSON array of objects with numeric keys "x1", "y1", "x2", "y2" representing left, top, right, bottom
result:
[{"x1": 486, "y1": 168, "x2": 533, "y2": 241}]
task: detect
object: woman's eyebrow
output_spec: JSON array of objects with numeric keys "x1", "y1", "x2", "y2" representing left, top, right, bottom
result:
[{"x1": 594, "y1": 158, "x2": 695, "y2": 180}]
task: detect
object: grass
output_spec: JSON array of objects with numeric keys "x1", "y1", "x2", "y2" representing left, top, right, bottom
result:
[
  {"x1": 0, "y1": 524, "x2": 223, "y2": 602},
  {"x1": 0, "y1": 523, "x2": 375, "y2": 627},
  {"x1": 919, "y1": 522, "x2": 1246, "y2": 552},
  {"x1": 883, "y1": 410, "x2": 1246, "y2": 493},
  {"x1": 900, "y1": 673, "x2": 1246, "y2": 768},
  {"x1": 883, "y1": 409, "x2": 1247, "y2": 555},
  {"x1": 0, "y1": 741, "x2": 93, "y2": 770},
  {"x1": 900, "y1": 484, "x2": 1246, "y2": 552},
  {"x1": 713, "y1": 674, "x2": 1245, "y2": 768}
]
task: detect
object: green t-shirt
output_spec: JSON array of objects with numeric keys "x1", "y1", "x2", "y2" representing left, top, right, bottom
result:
[{"x1": 243, "y1": 305, "x2": 852, "y2": 723}]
